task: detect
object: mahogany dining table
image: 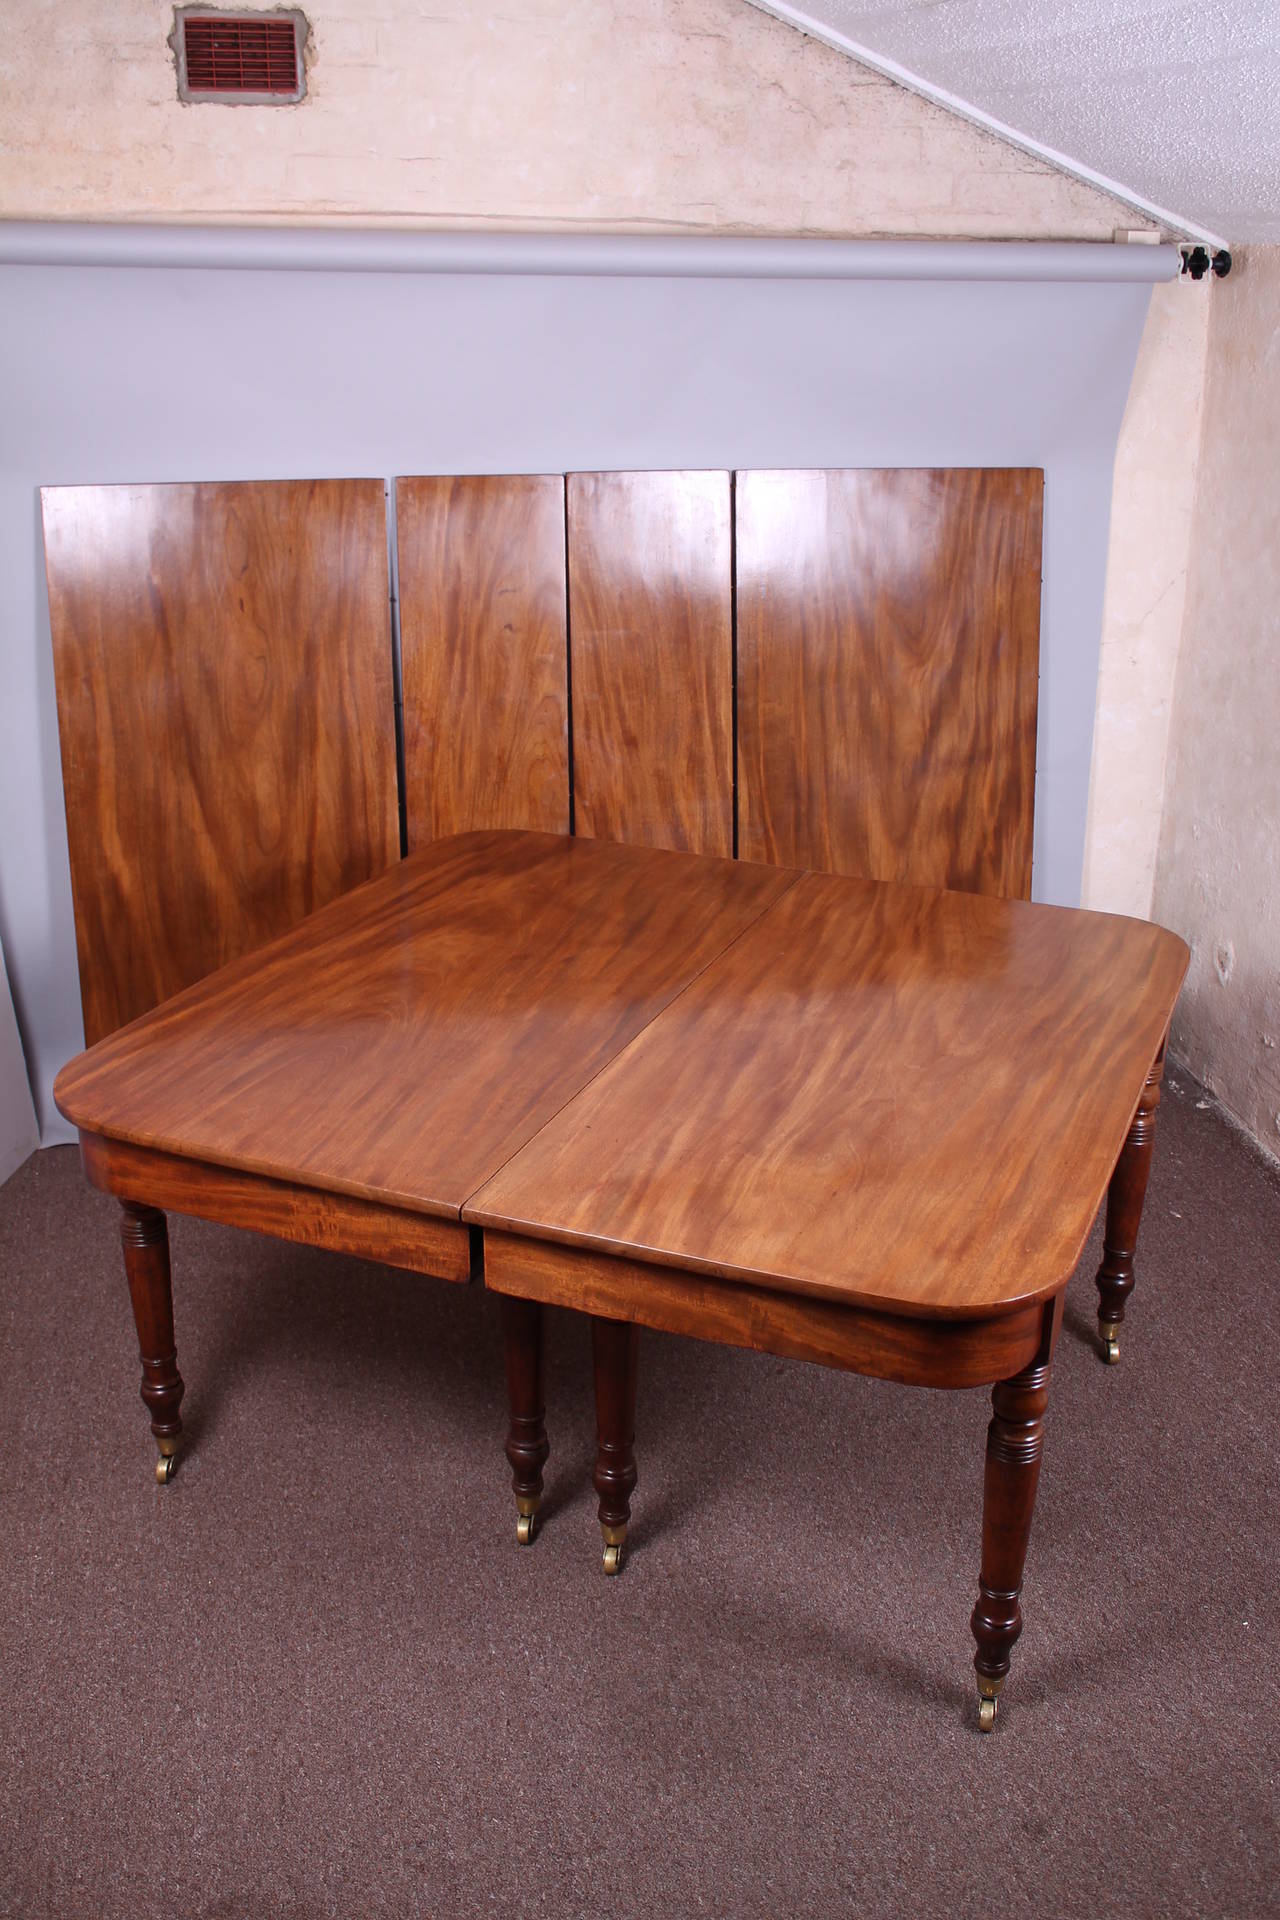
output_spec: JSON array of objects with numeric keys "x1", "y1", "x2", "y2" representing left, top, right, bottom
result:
[{"x1": 54, "y1": 829, "x2": 1187, "y2": 1730}]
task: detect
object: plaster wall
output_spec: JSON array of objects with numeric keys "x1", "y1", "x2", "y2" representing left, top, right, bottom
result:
[
  {"x1": 1082, "y1": 278, "x2": 1212, "y2": 917},
  {"x1": 1153, "y1": 247, "x2": 1280, "y2": 1159},
  {"x1": 1, "y1": 0, "x2": 1155, "y2": 239}
]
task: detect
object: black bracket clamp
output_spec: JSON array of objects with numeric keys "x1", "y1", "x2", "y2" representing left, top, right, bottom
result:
[{"x1": 1181, "y1": 246, "x2": 1232, "y2": 280}]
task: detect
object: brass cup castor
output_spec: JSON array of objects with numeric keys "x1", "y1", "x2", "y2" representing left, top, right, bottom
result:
[
  {"x1": 976, "y1": 1676, "x2": 1003, "y2": 1733},
  {"x1": 155, "y1": 1440, "x2": 179, "y2": 1485},
  {"x1": 602, "y1": 1524, "x2": 627, "y2": 1576},
  {"x1": 1099, "y1": 1318, "x2": 1122, "y2": 1366},
  {"x1": 516, "y1": 1498, "x2": 539, "y2": 1547}
]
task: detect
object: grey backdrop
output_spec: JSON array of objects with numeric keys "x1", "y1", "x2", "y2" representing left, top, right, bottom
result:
[{"x1": 0, "y1": 228, "x2": 1176, "y2": 1140}]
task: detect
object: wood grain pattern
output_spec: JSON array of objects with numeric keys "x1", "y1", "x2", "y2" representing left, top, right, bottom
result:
[
  {"x1": 397, "y1": 474, "x2": 569, "y2": 848},
  {"x1": 1095, "y1": 1037, "x2": 1166, "y2": 1349},
  {"x1": 43, "y1": 480, "x2": 399, "y2": 1044},
  {"x1": 467, "y1": 871, "x2": 1188, "y2": 1318},
  {"x1": 568, "y1": 470, "x2": 732, "y2": 856},
  {"x1": 118, "y1": 1201, "x2": 185, "y2": 1455},
  {"x1": 971, "y1": 1299, "x2": 1061, "y2": 1710},
  {"x1": 482, "y1": 1233, "x2": 1049, "y2": 1390},
  {"x1": 55, "y1": 831, "x2": 796, "y2": 1219},
  {"x1": 501, "y1": 1295, "x2": 550, "y2": 1527},
  {"x1": 592, "y1": 1313, "x2": 640, "y2": 1559},
  {"x1": 736, "y1": 468, "x2": 1043, "y2": 897},
  {"x1": 81, "y1": 1133, "x2": 473, "y2": 1282}
]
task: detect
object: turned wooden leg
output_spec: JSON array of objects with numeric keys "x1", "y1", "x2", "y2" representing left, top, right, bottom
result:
[
  {"x1": 1095, "y1": 1038, "x2": 1166, "y2": 1365},
  {"x1": 592, "y1": 1315, "x2": 639, "y2": 1575},
  {"x1": 119, "y1": 1202, "x2": 185, "y2": 1484},
  {"x1": 501, "y1": 1295, "x2": 549, "y2": 1545},
  {"x1": 970, "y1": 1342, "x2": 1053, "y2": 1730}
]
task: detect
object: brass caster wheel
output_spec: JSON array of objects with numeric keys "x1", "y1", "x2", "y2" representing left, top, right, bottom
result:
[
  {"x1": 155, "y1": 1452, "x2": 177, "y2": 1485},
  {"x1": 516, "y1": 1511, "x2": 537, "y2": 1547},
  {"x1": 978, "y1": 1694, "x2": 998, "y2": 1733},
  {"x1": 1100, "y1": 1321, "x2": 1121, "y2": 1365},
  {"x1": 603, "y1": 1542, "x2": 624, "y2": 1576}
]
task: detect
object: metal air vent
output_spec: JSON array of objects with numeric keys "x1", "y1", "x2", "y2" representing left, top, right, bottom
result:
[{"x1": 174, "y1": 9, "x2": 307, "y2": 103}]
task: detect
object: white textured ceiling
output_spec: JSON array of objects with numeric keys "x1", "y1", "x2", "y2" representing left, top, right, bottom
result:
[{"x1": 748, "y1": 2, "x2": 1279, "y2": 244}]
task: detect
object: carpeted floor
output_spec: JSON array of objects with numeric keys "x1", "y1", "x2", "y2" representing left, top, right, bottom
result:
[{"x1": 1, "y1": 1069, "x2": 1277, "y2": 1919}]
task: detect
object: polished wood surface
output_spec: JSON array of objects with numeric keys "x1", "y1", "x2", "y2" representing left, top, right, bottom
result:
[
  {"x1": 81, "y1": 1133, "x2": 473, "y2": 1282},
  {"x1": 43, "y1": 480, "x2": 398, "y2": 1044},
  {"x1": 592, "y1": 1316, "x2": 640, "y2": 1567},
  {"x1": 61, "y1": 818, "x2": 1184, "y2": 1725},
  {"x1": 1095, "y1": 1037, "x2": 1166, "y2": 1356},
  {"x1": 55, "y1": 831, "x2": 795, "y2": 1218},
  {"x1": 119, "y1": 1202, "x2": 185, "y2": 1461},
  {"x1": 735, "y1": 468, "x2": 1043, "y2": 897},
  {"x1": 482, "y1": 1233, "x2": 1050, "y2": 1391},
  {"x1": 568, "y1": 470, "x2": 733, "y2": 856},
  {"x1": 468, "y1": 871, "x2": 1188, "y2": 1317},
  {"x1": 971, "y1": 1298, "x2": 1061, "y2": 1718},
  {"x1": 501, "y1": 1295, "x2": 550, "y2": 1536},
  {"x1": 397, "y1": 474, "x2": 570, "y2": 847}
]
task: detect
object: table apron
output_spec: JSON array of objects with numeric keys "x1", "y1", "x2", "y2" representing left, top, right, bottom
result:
[
  {"x1": 482, "y1": 1231, "x2": 1054, "y2": 1391},
  {"x1": 78, "y1": 1131, "x2": 474, "y2": 1284}
]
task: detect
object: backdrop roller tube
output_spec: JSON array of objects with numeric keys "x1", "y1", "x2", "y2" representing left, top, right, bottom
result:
[{"x1": 0, "y1": 222, "x2": 1182, "y2": 284}]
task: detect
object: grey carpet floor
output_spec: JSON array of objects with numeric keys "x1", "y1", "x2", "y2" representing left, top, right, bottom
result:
[{"x1": 1, "y1": 1070, "x2": 1277, "y2": 1919}]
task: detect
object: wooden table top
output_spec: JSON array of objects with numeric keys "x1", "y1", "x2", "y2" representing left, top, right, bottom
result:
[
  {"x1": 466, "y1": 869, "x2": 1188, "y2": 1319},
  {"x1": 54, "y1": 831, "x2": 794, "y2": 1219},
  {"x1": 57, "y1": 829, "x2": 1186, "y2": 1322}
]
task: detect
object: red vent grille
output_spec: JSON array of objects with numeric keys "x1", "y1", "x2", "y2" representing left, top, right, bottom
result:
[{"x1": 182, "y1": 15, "x2": 299, "y2": 95}]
